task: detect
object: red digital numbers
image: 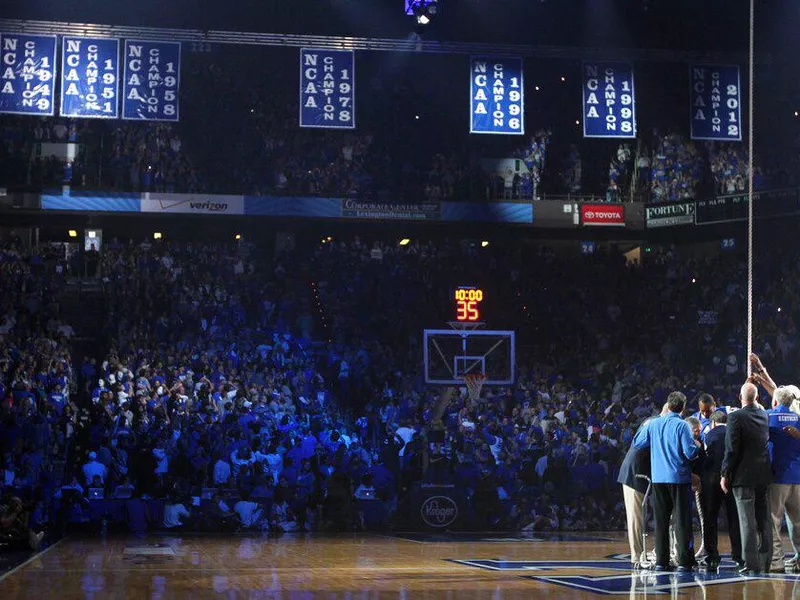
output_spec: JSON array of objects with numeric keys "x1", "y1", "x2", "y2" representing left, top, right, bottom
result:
[{"x1": 455, "y1": 288, "x2": 483, "y2": 321}]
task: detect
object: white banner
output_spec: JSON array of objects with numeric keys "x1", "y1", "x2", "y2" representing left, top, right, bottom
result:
[{"x1": 140, "y1": 194, "x2": 244, "y2": 215}]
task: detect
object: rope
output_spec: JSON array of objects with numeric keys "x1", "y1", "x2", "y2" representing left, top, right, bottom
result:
[{"x1": 746, "y1": 0, "x2": 755, "y2": 376}]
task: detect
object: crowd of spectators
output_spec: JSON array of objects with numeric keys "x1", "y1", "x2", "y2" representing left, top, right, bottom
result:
[{"x1": 4, "y1": 228, "x2": 799, "y2": 545}]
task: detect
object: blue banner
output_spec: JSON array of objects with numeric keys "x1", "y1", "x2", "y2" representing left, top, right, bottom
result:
[
  {"x1": 122, "y1": 40, "x2": 180, "y2": 121},
  {"x1": 0, "y1": 33, "x2": 57, "y2": 116},
  {"x1": 582, "y1": 62, "x2": 636, "y2": 138},
  {"x1": 60, "y1": 37, "x2": 120, "y2": 119},
  {"x1": 690, "y1": 65, "x2": 742, "y2": 141},
  {"x1": 299, "y1": 49, "x2": 355, "y2": 129},
  {"x1": 470, "y1": 56, "x2": 524, "y2": 135}
]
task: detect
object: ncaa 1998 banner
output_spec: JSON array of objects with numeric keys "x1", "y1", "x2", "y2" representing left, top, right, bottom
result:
[
  {"x1": 299, "y1": 48, "x2": 355, "y2": 129},
  {"x1": 690, "y1": 65, "x2": 742, "y2": 141},
  {"x1": 60, "y1": 37, "x2": 120, "y2": 119},
  {"x1": 470, "y1": 56, "x2": 524, "y2": 135},
  {"x1": 0, "y1": 33, "x2": 57, "y2": 116},
  {"x1": 582, "y1": 62, "x2": 636, "y2": 138},
  {"x1": 122, "y1": 40, "x2": 180, "y2": 121}
]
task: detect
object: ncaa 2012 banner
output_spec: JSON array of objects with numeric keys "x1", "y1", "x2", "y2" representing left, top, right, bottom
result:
[
  {"x1": 690, "y1": 65, "x2": 742, "y2": 141},
  {"x1": 0, "y1": 33, "x2": 57, "y2": 116},
  {"x1": 60, "y1": 37, "x2": 120, "y2": 119},
  {"x1": 470, "y1": 56, "x2": 524, "y2": 135},
  {"x1": 122, "y1": 40, "x2": 180, "y2": 121},
  {"x1": 582, "y1": 62, "x2": 636, "y2": 138},
  {"x1": 299, "y1": 48, "x2": 355, "y2": 129}
]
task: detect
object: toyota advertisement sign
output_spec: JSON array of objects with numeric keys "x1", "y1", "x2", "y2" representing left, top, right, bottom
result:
[{"x1": 581, "y1": 203, "x2": 625, "y2": 227}]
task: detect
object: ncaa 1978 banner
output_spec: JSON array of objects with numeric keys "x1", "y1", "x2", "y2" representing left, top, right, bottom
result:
[
  {"x1": 122, "y1": 40, "x2": 180, "y2": 121},
  {"x1": 0, "y1": 33, "x2": 57, "y2": 116},
  {"x1": 582, "y1": 62, "x2": 636, "y2": 138},
  {"x1": 470, "y1": 56, "x2": 524, "y2": 135},
  {"x1": 60, "y1": 37, "x2": 120, "y2": 119},
  {"x1": 690, "y1": 65, "x2": 742, "y2": 141},
  {"x1": 299, "y1": 49, "x2": 355, "y2": 129}
]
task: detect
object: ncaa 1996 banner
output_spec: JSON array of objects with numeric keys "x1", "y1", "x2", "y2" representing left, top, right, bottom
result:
[
  {"x1": 60, "y1": 37, "x2": 120, "y2": 119},
  {"x1": 470, "y1": 56, "x2": 524, "y2": 135},
  {"x1": 122, "y1": 40, "x2": 180, "y2": 121},
  {"x1": 690, "y1": 65, "x2": 742, "y2": 141},
  {"x1": 582, "y1": 62, "x2": 636, "y2": 138},
  {"x1": 0, "y1": 33, "x2": 57, "y2": 116},
  {"x1": 299, "y1": 49, "x2": 355, "y2": 129}
]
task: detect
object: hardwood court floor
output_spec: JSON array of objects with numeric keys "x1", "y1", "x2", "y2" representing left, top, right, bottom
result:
[{"x1": 1, "y1": 531, "x2": 799, "y2": 598}]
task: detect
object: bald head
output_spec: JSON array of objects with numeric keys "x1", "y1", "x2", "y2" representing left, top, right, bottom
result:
[{"x1": 740, "y1": 382, "x2": 758, "y2": 405}]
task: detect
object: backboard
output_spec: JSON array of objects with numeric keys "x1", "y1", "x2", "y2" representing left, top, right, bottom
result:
[{"x1": 423, "y1": 329, "x2": 515, "y2": 386}]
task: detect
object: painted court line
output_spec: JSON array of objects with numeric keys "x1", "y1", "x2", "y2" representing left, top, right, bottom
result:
[{"x1": 0, "y1": 537, "x2": 70, "y2": 584}]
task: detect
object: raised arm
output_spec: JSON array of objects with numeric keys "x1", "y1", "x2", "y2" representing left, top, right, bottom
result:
[{"x1": 750, "y1": 353, "x2": 777, "y2": 398}]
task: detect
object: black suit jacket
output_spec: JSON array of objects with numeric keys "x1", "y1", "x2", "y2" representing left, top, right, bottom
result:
[
  {"x1": 721, "y1": 404, "x2": 772, "y2": 488},
  {"x1": 702, "y1": 425, "x2": 727, "y2": 477},
  {"x1": 617, "y1": 443, "x2": 650, "y2": 493}
]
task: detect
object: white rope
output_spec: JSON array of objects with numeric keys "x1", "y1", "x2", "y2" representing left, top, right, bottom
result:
[{"x1": 746, "y1": 0, "x2": 755, "y2": 376}]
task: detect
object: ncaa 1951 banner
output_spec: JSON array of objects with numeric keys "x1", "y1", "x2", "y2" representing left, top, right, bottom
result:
[
  {"x1": 690, "y1": 65, "x2": 742, "y2": 141},
  {"x1": 470, "y1": 56, "x2": 524, "y2": 135},
  {"x1": 0, "y1": 33, "x2": 57, "y2": 116},
  {"x1": 582, "y1": 62, "x2": 636, "y2": 138},
  {"x1": 122, "y1": 40, "x2": 180, "y2": 121},
  {"x1": 299, "y1": 49, "x2": 355, "y2": 129},
  {"x1": 60, "y1": 37, "x2": 120, "y2": 119}
]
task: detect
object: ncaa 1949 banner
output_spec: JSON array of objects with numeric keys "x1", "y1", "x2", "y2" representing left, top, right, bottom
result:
[
  {"x1": 122, "y1": 40, "x2": 180, "y2": 121},
  {"x1": 0, "y1": 33, "x2": 57, "y2": 116},
  {"x1": 470, "y1": 56, "x2": 524, "y2": 135},
  {"x1": 60, "y1": 37, "x2": 120, "y2": 119},
  {"x1": 299, "y1": 49, "x2": 355, "y2": 129},
  {"x1": 690, "y1": 65, "x2": 742, "y2": 141},
  {"x1": 582, "y1": 62, "x2": 636, "y2": 138}
]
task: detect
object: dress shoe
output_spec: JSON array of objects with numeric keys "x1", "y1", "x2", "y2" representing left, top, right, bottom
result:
[{"x1": 737, "y1": 566, "x2": 760, "y2": 576}]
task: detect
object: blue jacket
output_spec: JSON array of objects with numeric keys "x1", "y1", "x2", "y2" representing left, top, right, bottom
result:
[
  {"x1": 633, "y1": 412, "x2": 699, "y2": 484},
  {"x1": 768, "y1": 405, "x2": 800, "y2": 484}
]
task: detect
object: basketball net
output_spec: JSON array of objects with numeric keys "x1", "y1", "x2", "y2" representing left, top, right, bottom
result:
[{"x1": 463, "y1": 373, "x2": 486, "y2": 401}]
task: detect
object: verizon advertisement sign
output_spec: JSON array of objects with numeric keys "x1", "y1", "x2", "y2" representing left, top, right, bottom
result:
[
  {"x1": 141, "y1": 194, "x2": 245, "y2": 215},
  {"x1": 646, "y1": 202, "x2": 695, "y2": 228},
  {"x1": 581, "y1": 203, "x2": 625, "y2": 227}
]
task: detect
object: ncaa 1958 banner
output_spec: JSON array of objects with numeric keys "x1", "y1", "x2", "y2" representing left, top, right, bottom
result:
[
  {"x1": 470, "y1": 56, "x2": 524, "y2": 135},
  {"x1": 690, "y1": 65, "x2": 742, "y2": 141},
  {"x1": 122, "y1": 40, "x2": 180, "y2": 121},
  {"x1": 60, "y1": 37, "x2": 120, "y2": 119},
  {"x1": 0, "y1": 33, "x2": 57, "y2": 116},
  {"x1": 582, "y1": 62, "x2": 636, "y2": 138},
  {"x1": 299, "y1": 49, "x2": 355, "y2": 129}
]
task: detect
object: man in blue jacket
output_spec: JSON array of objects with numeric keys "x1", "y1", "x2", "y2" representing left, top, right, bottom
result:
[
  {"x1": 767, "y1": 385, "x2": 800, "y2": 572},
  {"x1": 634, "y1": 391, "x2": 700, "y2": 571}
]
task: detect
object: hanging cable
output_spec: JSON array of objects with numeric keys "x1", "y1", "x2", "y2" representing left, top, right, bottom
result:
[{"x1": 746, "y1": 0, "x2": 755, "y2": 375}]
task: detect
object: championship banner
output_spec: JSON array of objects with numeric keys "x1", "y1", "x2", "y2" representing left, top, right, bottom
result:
[
  {"x1": 470, "y1": 56, "x2": 524, "y2": 135},
  {"x1": 299, "y1": 49, "x2": 355, "y2": 129},
  {"x1": 582, "y1": 62, "x2": 635, "y2": 138},
  {"x1": 690, "y1": 65, "x2": 742, "y2": 141},
  {"x1": 60, "y1": 37, "x2": 120, "y2": 119},
  {"x1": 581, "y1": 203, "x2": 625, "y2": 226},
  {"x1": 122, "y1": 40, "x2": 180, "y2": 121},
  {"x1": 645, "y1": 202, "x2": 695, "y2": 228},
  {"x1": 0, "y1": 33, "x2": 57, "y2": 116}
]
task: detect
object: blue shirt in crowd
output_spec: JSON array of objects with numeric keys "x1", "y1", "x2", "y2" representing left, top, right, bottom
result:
[
  {"x1": 633, "y1": 412, "x2": 699, "y2": 484},
  {"x1": 768, "y1": 405, "x2": 800, "y2": 484}
]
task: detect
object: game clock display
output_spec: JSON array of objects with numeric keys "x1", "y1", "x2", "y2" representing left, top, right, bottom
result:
[{"x1": 454, "y1": 287, "x2": 484, "y2": 322}]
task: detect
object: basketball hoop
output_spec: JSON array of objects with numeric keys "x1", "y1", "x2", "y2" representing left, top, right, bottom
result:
[{"x1": 463, "y1": 373, "x2": 487, "y2": 400}]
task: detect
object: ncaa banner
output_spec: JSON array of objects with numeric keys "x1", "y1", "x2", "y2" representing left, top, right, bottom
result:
[
  {"x1": 60, "y1": 37, "x2": 120, "y2": 119},
  {"x1": 299, "y1": 49, "x2": 355, "y2": 129},
  {"x1": 582, "y1": 62, "x2": 635, "y2": 138},
  {"x1": 0, "y1": 33, "x2": 57, "y2": 116},
  {"x1": 470, "y1": 56, "x2": 524, "y2": 135},
  {"x1": 122, "y1": 40, "x2": 180, "y2": 121},
  {"x1": 690, "y1": 65, "x2": 742, "y2": 141}
]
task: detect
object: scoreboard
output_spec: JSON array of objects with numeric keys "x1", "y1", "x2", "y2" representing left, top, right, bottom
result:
[{"x1": 454, "y1": 286, "x2": 484, "y2": 322}]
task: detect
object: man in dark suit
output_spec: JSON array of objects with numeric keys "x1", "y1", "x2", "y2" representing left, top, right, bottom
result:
[
  {"x1": 721, "y1": 382, "x2": 773, "y2": 575},
  {"x1": 701, "y1": 410, "x2": 742, "y2": 571}
]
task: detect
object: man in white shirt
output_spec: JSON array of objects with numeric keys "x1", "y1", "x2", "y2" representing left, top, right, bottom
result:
[
  {"x1": 234, "y1": 493, "x2": 264, "y2": 529},
  {"x1": 163, "y1": 501, "x2": 190, "y2": 528},
  {"x1": 395, "y1": 422, "x2": 415, "y2": 458},
  {"x1": 82, "y1": 452, "x2": 107, "y2": 486}
]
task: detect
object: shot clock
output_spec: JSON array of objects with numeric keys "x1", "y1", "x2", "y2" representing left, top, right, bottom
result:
[{"x1": 454, "y1": 286, "x2": 484, "y2": 322}]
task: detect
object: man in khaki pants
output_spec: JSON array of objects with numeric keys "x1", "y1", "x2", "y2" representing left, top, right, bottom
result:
[{"x1": 618, "y1": 405, "x2": 668, "y2": 568}]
